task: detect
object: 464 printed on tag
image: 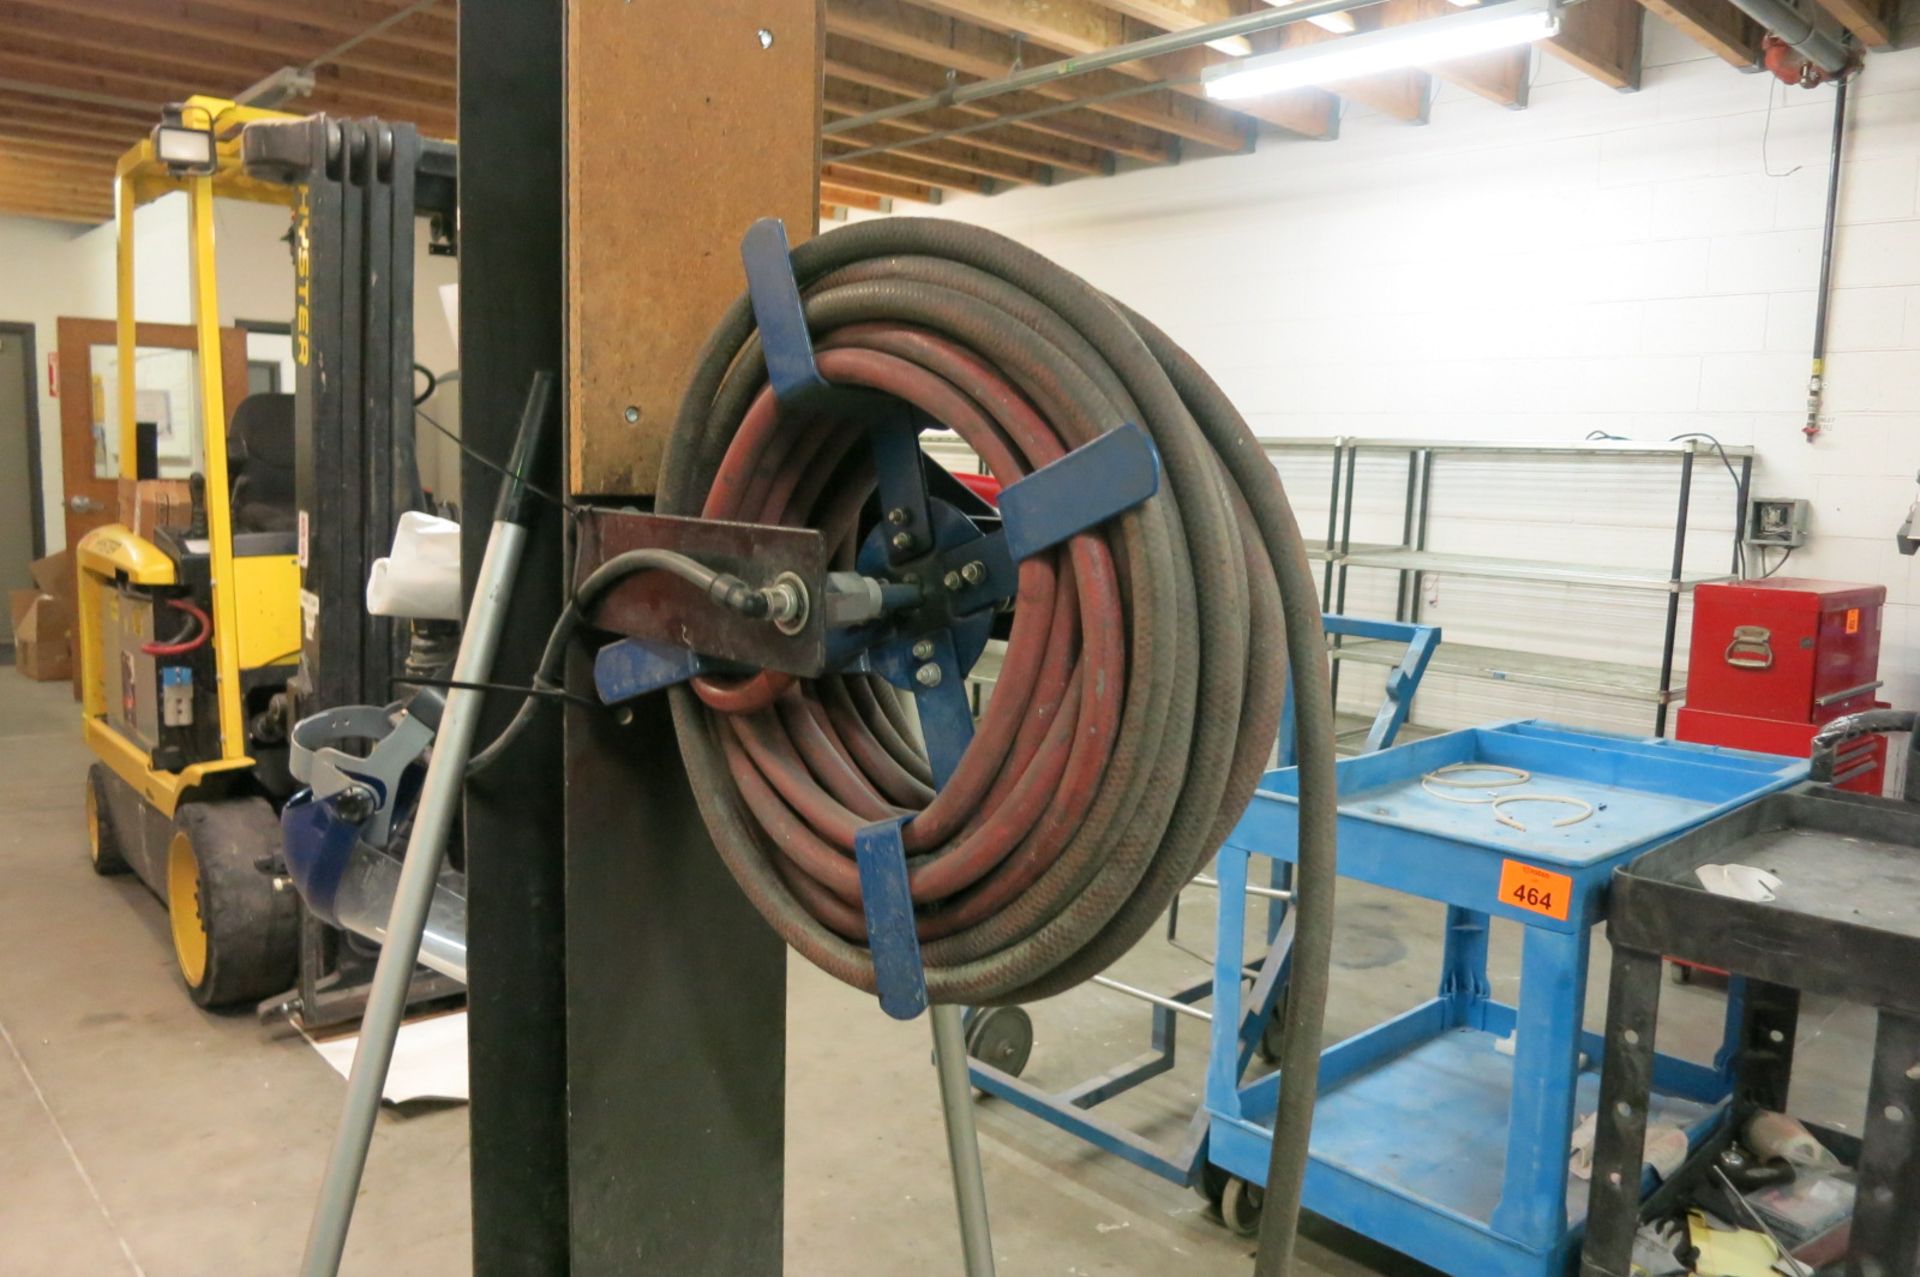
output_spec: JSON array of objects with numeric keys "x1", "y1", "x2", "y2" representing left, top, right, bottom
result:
[{"x1": 1498, "y1": 859, "x2": 1573, "y2": 921}]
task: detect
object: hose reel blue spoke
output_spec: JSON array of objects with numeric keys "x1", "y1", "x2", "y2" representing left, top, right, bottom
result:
[{"x1": 855, "y1": 814, "x2": 927, "y2": 1020}]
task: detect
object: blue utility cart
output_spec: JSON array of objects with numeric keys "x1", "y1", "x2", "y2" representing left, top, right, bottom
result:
[{"x1": 1205, "y1": 720, "x2": 1805, "y2": 1277}]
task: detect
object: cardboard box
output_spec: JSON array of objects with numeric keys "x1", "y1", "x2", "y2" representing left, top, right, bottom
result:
[
  {"x1": 28, "y1": 548, "x2": 74, "y2": 601},
  {"x1": 115, "y1": 479, "x2": 193, "y2": 540},
  {"x1": 13, "y1": 590, "x2": 74, "y2": 682}
]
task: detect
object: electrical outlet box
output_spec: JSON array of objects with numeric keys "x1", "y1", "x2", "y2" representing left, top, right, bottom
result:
[{"x1": 1746, "y1": 497, "x2": 1810, "y2": 549}]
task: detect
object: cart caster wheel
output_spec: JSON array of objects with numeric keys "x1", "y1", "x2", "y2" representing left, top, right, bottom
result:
[
  {"x1": 1221, "y1": 1176, "x2": 1264, "y2": 1238},
  {"x1": 965, "y1": 1006, "x2": 1033, "y2": 1078},
  {"x1": 1669, "y1": 961, "x2": 1693, "y2": 986},
  {"x1": 1254, "y1": 990, "x2": 1291, "y2": 1065},
  {"x1": 1197, "y1": 1162, "x2": 1230, "y2": 1211},
  {"x1": 85, "y1": 764, "x2": 130, "y2": 876}
]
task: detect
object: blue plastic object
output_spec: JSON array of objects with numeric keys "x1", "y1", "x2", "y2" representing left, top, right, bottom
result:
[
  {"x1": 854, "y1": 814, "x2": 927, "y2": 1020},
  {"x1": 1205, "y1": 720, "x2": 1806, "y2": 1277},
  {"x1": 966, "y1": 616, "x2": 1442, "y2": 1184},
  {"x1": 279, "y1": 790, "x2": 368, "y2": 925},
  {"x1": 593, "y1": 638, "x2": 721, "y2": 704}
]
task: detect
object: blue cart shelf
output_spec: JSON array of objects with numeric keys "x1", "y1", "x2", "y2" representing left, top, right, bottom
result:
[{"x1": 1205, "y1": 720, "x2": 1805, "y2": 1277}]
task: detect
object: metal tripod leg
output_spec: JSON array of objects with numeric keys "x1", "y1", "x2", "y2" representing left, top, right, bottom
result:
[
  {"x1": 300, "y1": 374, "x2": 552, "y2": 1277},
  {"x1": 931, "y1": 1003, "x2": 997, "y2": 1277}
]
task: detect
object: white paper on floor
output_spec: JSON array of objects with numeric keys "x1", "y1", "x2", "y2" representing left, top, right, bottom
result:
[{"x1": 304, "y1": 1010, "x2": 469, "y2": 1104}]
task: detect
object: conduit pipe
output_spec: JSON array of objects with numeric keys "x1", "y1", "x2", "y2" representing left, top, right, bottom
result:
[
  {"x1": 821, "y1": 0, "x2": 1379, "y2": 138},
  {"x1": 1726, "y1": 0, "x2": 1851, "y2": 72}
]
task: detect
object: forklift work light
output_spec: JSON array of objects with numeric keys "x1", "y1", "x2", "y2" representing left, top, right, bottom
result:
[{"x1": 152, "y1": 120, "x2": 217, "y2": 175}]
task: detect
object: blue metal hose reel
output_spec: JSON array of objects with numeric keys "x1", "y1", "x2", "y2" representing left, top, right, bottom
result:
[{"x1": 586, "y1": 218, "x2": 1164, "y2": 1021}]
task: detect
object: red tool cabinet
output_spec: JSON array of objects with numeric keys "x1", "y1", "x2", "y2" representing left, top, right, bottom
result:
[{"x1": 1676, "y1": 578, "x2": 1888, "y2": 794}]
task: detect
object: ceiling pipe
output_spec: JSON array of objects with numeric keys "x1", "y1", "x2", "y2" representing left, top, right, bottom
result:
[
  {"x1": 1723, "y1": 0, "x2": 1851, "y2": 72},
  {"x1": 821, "y1": 0, "x2": 1383, "y2": 137}
]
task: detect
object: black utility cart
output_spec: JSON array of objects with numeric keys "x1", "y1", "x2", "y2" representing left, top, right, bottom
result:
[{"x1": 1581, "y1": 711, "x2": 1920, "y2": 1277}]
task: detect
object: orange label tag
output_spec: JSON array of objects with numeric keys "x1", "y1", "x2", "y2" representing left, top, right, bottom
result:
[
  {"x1": 1846, "y1": 608, "x2": 1860, "y2": 634},
  {"x1": 1498, "y1": 860, "x2": 1573, "y2": 921}
]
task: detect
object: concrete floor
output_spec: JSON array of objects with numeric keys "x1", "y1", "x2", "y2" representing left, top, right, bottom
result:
[{"x1": 0, "y1": 674, "x2": 1878, "y2": 1276}]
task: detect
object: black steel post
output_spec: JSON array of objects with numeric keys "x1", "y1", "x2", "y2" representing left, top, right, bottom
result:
[
  {"x1": 458, "y1": 3, "x2": 571, "y2": 1271},
  {"x1": 1395, "y1": 449, "x2": 1418, "y2": 622},
  {"x1": 1734, "y1": 455, "x2": 1753, "y2": 576},
  {"x1": 1655, "y1": 450, "x2": 1694, "y2": 737},
  {"x1": 1854, "y1": 1008, "x2": 1920, "y2": 1273}
]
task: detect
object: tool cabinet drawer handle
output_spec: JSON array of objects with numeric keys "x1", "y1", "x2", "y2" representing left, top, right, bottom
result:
[{"x1": 1724, "y1": 626, "x2": 1773, "y2": 669}]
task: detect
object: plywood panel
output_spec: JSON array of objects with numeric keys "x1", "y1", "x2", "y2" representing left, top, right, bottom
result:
[{"x1": 568, "y1": 1, "x2": 822, "y2": 496}]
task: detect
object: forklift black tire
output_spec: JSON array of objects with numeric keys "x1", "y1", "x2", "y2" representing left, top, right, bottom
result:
[
  {"x1": 85, "y1": 764, "x2": 130, "y2": 876},
  {"x1": 1220, "y1": 1176, "x2": 1265, "y2": 1238},
  {"x1": 167, "y1": 799, "x2": 299, "y2": 1009}
]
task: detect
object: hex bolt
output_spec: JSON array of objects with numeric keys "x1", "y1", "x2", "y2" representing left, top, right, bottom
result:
[
  {"x1": 915, "y1": 663, "x2": 943, "y2": 688},
  {"x1": 334, "y1": 785, "x2": 376, "y2": 824},
  {"x1": 887, "y1": 507, "x2": 911, "y2": 526},
  {"x1": 891, "y1": 531, "x2": 915, "y2": 552},
  {"x1": 943, "y1": 570, "x2": 964, "y2": 590},
  {"x1": 960, "y1": 560, "x2": 986, "y2": 586},
  {"x1": 912, "y1": 639, "x2": 935, "y2": 660}
]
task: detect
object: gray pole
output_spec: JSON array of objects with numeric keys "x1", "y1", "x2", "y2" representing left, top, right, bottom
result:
[
  {"x1": 301, "y1": 373, "x2": 552, "y2": 1277},
  {"x1": 930, "y1": 1004, "x2": 997, "y2": 1277}
]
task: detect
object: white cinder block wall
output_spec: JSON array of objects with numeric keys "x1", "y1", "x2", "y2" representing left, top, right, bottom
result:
[{"x1": 885, "y1": 19, "x2": 1920, "y2": 748}]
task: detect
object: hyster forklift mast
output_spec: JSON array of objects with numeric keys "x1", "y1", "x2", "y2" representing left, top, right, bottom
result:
[
  {"x1": 243, "y1": 117, "x2": 463, "y2": 1030},
  {"x1": 245, "y1": 118, "x2": 457, "y2": 717}
]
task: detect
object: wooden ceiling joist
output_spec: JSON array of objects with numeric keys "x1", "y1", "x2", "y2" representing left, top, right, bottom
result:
[
  {"x1": 1633, "y1": 0, "x2": 1761, "y2": 67},
  {"x1": 820, "y1": 145, "x2": 999, "y2": 194},
  {"x1": 1, "y1": 27, "x2": 457, "y2": 121},
  {"x1": 1812, "y1": 0, "x2": 1898, "y2": 44},
  {"x1": 903, "y1": 0, "x2": 1339, "y2": 138},
  {"x1": 182, "y1": 0, "x2": 457, "y2": 60},
  {"x1": 825, "y1": 0, "x2": 1277, "y2": 151},
  {"x1": 3, "y1": 0, "x2": 455, "y2": 96},
  {"x1": 825, "y1": 111, "x2": 1056, "y2": 184},
  {"x1": 1542, "y1": 0, "x2": 1644, "y2": 89},
  {"x1": 0, "y1": 105, "x2": 148, "y2": 146},
  {"x1": 825, "y1": 37, "x2": 1176, "y2": 163},
  {"x1": 821, "y1": 182, "x2": 889, "y2": 211},
  {"x1": 825, "y1": 77, "x2": 1110, "y2": 175},
  {"x1": 0, "y1": 135, "x2": 131, "y2": 168},
  {"x1": 1383, "y1": 0, "x2": 1531, "y2": 109},
  {"x1": 0, "y1": 124, "x2": 127, "y2": 156},
  {"x1": 821, "y1": 162, "x2": 942, "y2": 204}
]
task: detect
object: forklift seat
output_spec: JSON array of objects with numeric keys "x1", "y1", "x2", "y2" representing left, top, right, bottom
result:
[{"x1": 229, "y1": 393, "x2": 297, "y2": 534}]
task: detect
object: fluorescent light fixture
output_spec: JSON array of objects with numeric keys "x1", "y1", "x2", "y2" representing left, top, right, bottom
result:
[
  {"x1": 1203, "y1": 0, "x2": 1556, "y2": 99},
  {"x1": 1307, "y1": 12, "x2": 1360, "y2": 33}
]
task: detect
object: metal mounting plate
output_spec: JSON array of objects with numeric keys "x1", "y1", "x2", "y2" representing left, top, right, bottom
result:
[{"x1": 576, "y1": 508, "x2": 830, "y2": 676}]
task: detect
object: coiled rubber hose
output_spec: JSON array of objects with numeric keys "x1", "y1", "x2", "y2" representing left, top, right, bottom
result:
[{"x1": 656, "y1": 219, "x2": 1337, "y2": 1271}]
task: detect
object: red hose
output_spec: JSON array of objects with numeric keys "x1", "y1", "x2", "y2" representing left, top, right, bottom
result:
[
  {"x1": 141, "y1": 598, "x2": 211, "y2": 657},
  {"x1": 691, "y1": 333, "x2": 1124, "y2": 936}
]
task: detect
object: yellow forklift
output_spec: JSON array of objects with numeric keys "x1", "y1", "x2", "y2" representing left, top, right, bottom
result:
[{"x1": 77, "y1": 95, "x2": 460, "y2": 1025}]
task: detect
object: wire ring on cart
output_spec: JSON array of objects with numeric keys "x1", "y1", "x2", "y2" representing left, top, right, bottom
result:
[
  {"x1": 1420, "y1": 763, "x2": 1532, "y2": 804},
  {"x1": 1491, "y1": 794, "x2": 1594, "y2": 832}
]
